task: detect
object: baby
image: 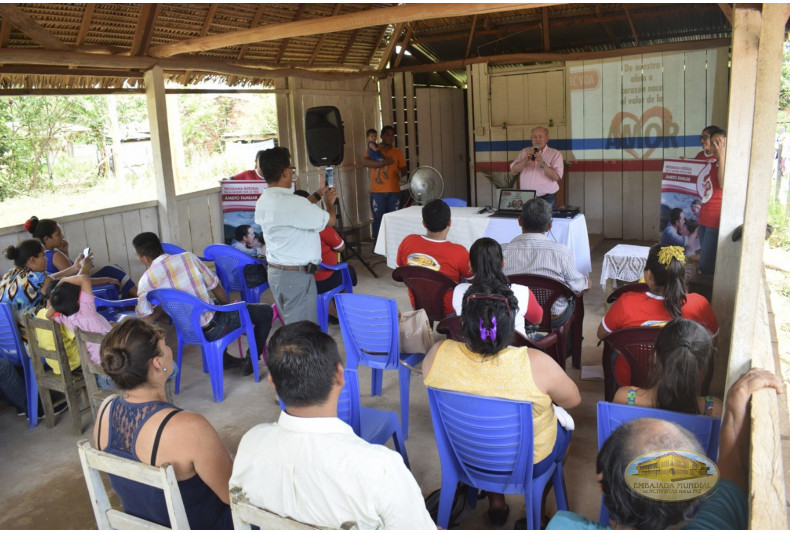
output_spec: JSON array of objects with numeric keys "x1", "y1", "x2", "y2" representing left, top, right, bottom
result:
[{"x1": 367, "y1": 128, "x2": 385, "y2": 184}]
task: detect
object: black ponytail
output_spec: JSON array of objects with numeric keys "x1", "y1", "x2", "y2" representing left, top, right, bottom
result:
[{"x1": 645, "y1": 244, "x2": 687, "y2": 318}]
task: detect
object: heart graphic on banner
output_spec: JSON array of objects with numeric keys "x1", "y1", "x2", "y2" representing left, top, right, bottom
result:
[{"x1": 609, "y1": 106, "x2": 678, "y2": 159}]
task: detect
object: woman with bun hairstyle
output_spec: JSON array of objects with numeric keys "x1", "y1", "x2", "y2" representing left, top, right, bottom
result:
[
  {"x1": 451, "y1": 237, "x2": 542, "y2": 338},
  {"x1": 598, "y1": 244, "x2": 719, "y2": 385},
  {"x1": 93, "y1": 319, "x2": 233, "y2": 529},
  {"x1": 26, "y1": 216, "x2": 137, "y2": 297},
  {"x1": 0, "y1": 239, "x2": 55, "y2": 317},
  {"x1": 423, "y1": 279, "x2": 580, "y2": 525},
  {"x1": 613, "y1": 318, "x2": 722, "y2": 416}
]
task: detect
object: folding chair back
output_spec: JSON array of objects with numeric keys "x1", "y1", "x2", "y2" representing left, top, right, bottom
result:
[
  {"x1": 77, "y1": 439, "x2": 190, "y2": 530},
  {"x1": 391, "y1": 266, "x2": 458, "y2": 326},
  {"x1": 601, "y1": 326, "x2": 661, "y2": 401},
  {"x1": 230, "y1": 487, "x2": 333, "y2": 530}
]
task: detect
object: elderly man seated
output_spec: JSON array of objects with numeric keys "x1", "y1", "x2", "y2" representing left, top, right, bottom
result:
[
  {"x1": 502, "y1": 198, "x2": 588, "y2": 328},
  {"x1": 229, "y1": 321, "x2": 436, "y2": 530},
  {"x1": 547, "y1": 368, "x2": 783, "y2": 529},
  {"x1": 132, "y1": 232, "x2": 273, "y2": 376}
]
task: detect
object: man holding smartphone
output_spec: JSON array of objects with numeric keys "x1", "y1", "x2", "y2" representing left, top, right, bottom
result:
[{"x1": 509, "y1": 126, "x2": 564, "y2": 206}]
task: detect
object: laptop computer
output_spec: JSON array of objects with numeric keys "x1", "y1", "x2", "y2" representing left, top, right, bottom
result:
[{"x1": 490, "y1": 189, "x2": 537, "y2": 218}]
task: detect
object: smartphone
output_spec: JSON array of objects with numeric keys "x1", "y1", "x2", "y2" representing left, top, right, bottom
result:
[
  {"x1": 325, "y1": 166, "x2": 334, "y2": 188},
  {"x1": 83, "y1": 246, "x2": 91, "y2": 258}
]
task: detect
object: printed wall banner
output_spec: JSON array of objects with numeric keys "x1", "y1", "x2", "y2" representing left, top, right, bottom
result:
[
  {"x1": 220, "y1": 179, "x2": 267, "y2": 244},
  {"x1": 660, "y1": 158, "x2": 714, "y2": 256},
  {"x1": 625, "y1": 449, "x2": 719, "y2": 502}
]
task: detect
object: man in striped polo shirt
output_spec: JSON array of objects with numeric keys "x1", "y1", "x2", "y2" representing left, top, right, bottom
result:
[{"x1": 502, "y1": 198, "x2": 588, "y2": 328}]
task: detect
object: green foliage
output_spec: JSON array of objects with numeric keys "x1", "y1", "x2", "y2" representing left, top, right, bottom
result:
[
  {"x1": 780, "y1": 42, "x2": 790, "y2": 112},
  {"x1": 768, "y1": 197, "x2": 790, "y2": 249}
]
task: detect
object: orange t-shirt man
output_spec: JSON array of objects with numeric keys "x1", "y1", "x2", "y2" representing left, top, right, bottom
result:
[{"x1": 369, "y1": 144, "x2": 406, "y2": 194}]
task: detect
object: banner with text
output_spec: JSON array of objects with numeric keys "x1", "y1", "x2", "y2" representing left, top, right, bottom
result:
[
  {"x1": 660, "y1": 159, "x2": 714, "y2": 256},
  {"x1": 220, "y1": 179, "x2": 267, "y2": 244}
]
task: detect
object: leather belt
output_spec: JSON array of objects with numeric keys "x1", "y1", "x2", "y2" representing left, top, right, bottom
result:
[{"x1": 268, "y1": 263, "x2": 318, "y2": 274}]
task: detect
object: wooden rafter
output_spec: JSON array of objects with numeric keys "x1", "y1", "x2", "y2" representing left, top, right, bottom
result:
[
  {"x1": 340, "y1": 29, "x2": 360, "y2": 64},
  {"x1": 377, "y1": 23, "x2": 405, "y2": 71},
  {"x1": 596, "y1": 4, "x2": 619, "y2": 47},
  {"x1": 0, "y1": 4, "x2": 69, "y2": 50},
  {"x1": 182, "y1": 4, "x2": 219, "y2": 84},
  {"x1": 235, "y1": 5, "x2": 266, "y2": 61},
  {"x1": 367, "y1": 26, "x2": 389, "y2": 65},
  {"x1": 0, "y1": 20, "x2": 10, "y2": 48},
  {"x1": 392, "y1": 23, "x2": 414, "y2": 69},
  {"x1": 542, "y1": 7, "x2": 550, "y2": 52},
  {"x1": 130, "y1": 3, "x2": 159, "y2": 56},
  {"x1": 274, "y1": 3, "x2": 306, "y2": 64},
  {"x1": 309, "y1": 4, "x2": 343, "y2": 65},
  {"x1": 75, "y1": 3, "x2": 95, "y2": 46},
  {"x1": 717, "y1": 3, "x2": 733, "y2": 25},
  {"x1": 148, "y1": 3, "x2": 553, "y2": 57},
  {"x1": 623, "y1": 5, "x2": 639, "y2": 44},
  {"x1": 465, "y1": 15, "x2": 478, "y2": 59}
]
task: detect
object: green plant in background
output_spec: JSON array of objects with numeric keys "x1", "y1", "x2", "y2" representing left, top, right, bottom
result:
[
  {"x1": 480, "y1": 171, "x2": 518, "y2": 189},
  {"x1": 768, "y1": 197, "x2": 790, "y2": 250}
]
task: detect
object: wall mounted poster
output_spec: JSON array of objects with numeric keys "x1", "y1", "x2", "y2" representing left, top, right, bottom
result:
[
  {"x1": 660, "y1": 158, "x2": 714, "y2": 257},
  {"x1": 220, "y1": 179, "x2": 266, "y2": 244}
]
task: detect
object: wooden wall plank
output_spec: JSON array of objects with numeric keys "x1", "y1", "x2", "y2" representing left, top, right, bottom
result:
[
  {"x1": 187, "y1": 196, "x2": 212, "y2": 255},
  {"x1": 662, "y1": 52, "x2": 686, "y2": 160},
  {"x1": 139, "y1": 206, "x2": 159, "y2": 235},
  {"x1": 602, "y1": 57, "x2": 623, "y2": 238},
  {"x1": 709, "y1": 46, "x2": 730, "y2": 128},
  {"x1": 62, "y1": 220, "x2": 89, "y2": 266},
  {"x1": 546, "y1": 69, "x2": 566, "y2": 124},
  {"x1": 405, "y1": 72, "x2": 418, "y2": 168},
  {"x1": 452, "y1": 89, "x2": 469, "y2": 201},
  {"x1": 439, "y1": 90, "x2": 456, "y2": 197},
  {"x1": 684, "y1": 50, "x2": 709, "y2": 157},
  {"x1": 527, "y1": 72, "x2": 547, "y2": 125},
  {"x1": 506, "y1": 75, "x2": 524, "y2": 126},
  {"x1": 206, "y1": 192, "x2": 222, "y2": 245},
  {"x1": 102, "y1": 213, "x2": 129, "y2": 275},
  {"x1": 120, "y1": 210, "x2": 144, "y2": 281},
  {"x1": 567, "y1": 61, "x2": 586, "y2": 211},
  {"x1": 393, "y1": 73, "x2": 406, "y2": 144},
  {"x1": 621, "y1": 55, "x2": 645, "y2": 239},
  {"x1": 490, "y1": 75, "x2": 508, "y2": 126},
  {"x1": 583, "y1": 60, "x2": 603, "y2": 235},
  {"x1": 642, "y1": 52, "x2": 663, "y2": 239},
  {"x1": 380, "y1": 77, "x2": 393, "y2": 128}
]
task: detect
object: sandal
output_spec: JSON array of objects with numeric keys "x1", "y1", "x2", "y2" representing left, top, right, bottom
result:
[{"x1": 488, "y1": 504, "x2": 510, "y2": 526}]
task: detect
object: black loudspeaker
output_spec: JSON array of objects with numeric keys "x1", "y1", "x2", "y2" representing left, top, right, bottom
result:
[{"x1": 305, "y1": 106, "x2": 344, "y2": 166}]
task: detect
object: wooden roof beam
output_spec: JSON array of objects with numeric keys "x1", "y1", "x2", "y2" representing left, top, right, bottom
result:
[
  {"x1": 390, "y1": 37, "x2": 731, "y2": 74},
  {"x1": 182, "y1": 4, "x2": 219, "y2": 84},
  {"x1": 148, "y1": 3, "x2": 556, "y2": 57},
  {"x1": 392, "y1": 23, "x2": 414, "y2": 69},
  {"x1": 309, "y1": 4, "x2": 343, "y2": 65},
  {"x1": 596, "y1": 4, "x2": 619, "y2": 47},
  {"x1": 75, "y1": 3, "x2": 95, "y2": 46},
  {"x1": 377, "y1": 23, "x2": 405, "y2": 71},
  {"x1": 623, "y1": 5, "x2": 640, "y2": 44},
  {"x1": 235, "y1": 5, "x2": 266, "y2": 61},
  {"x1": 366, "y1": 26, "x2": 389, "y2": 65},
  {"x1": 0, "y1": 20, "x2": 10, "y2": 48},
  {"x1": 0, "y1": 4, "x2": 70, "y2": 50},
  {"x1": 542, "y1": 7, "x2": 550, "y2": 52},
  {"x1": 0, "y1": 48, "x2": 383, "y2": 81},
  {"x1": 717, "y1": 3, "x2": 733, "y2": 25},
  {"x1": 129, "y1": 3, "x2": 159, "y2": 56}
]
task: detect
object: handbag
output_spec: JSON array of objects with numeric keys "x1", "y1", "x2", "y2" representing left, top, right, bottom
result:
[{"x1": 398, "y1": 308, "x2": 433, "y2": 354}]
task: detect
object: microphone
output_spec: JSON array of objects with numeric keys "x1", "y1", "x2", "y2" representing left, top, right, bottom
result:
[{"x1": 530, "y1": 146, "x2": 540, "y2": 161}]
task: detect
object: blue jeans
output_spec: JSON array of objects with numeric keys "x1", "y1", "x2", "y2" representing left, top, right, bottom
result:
[
  {"x1": 371, "y1": 192, "x2": 400, "y2": 240},
  {"x1": 539, "y1": 193, "x2": 557, "y2": 207},
  {"x1": 698, "y1": 224, "x2": 719, "y2": 275}
]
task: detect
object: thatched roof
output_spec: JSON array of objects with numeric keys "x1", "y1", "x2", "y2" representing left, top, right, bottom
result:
[{"x1": 0, "y1": 3, "x2": 736, "y2": 90}]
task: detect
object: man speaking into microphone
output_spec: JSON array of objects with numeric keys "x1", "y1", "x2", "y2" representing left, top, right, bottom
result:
[{"x1": 509, "y1": 126, "x2": 564, "y2": 206}]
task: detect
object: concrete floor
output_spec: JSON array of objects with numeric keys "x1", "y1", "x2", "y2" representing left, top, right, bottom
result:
[{"x1": 0, "y1": 237, "x2": 633, "y2": 530}]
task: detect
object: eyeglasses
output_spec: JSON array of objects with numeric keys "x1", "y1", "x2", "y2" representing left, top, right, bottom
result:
[{"x1": 465, "y1": 293, "x2": 512, "y2": 320}]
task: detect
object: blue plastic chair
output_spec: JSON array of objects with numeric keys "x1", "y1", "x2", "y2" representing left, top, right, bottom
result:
[
  {"x1": 316, "y1": 262, "x2": 354, "y2": 333},
  {"x1": 203, "y1": 244, "x2": 269, "y2": 304},
  {"x1": 91, "y1": 283, "x2": 119, "y2": 301},
  {"x1": 443, "y1": 197, "x2": 467, "y2": 207},
  {"x1": 146, "y1": 288, "x2": 260, "y2": 402},
  {"x1": 427, "y1": 388, "x2": 569, "y2": 529},
  {"x1": 277, "y1": 368, "x2": 410, "y2": 468},
  {"x1": 162, "y1": 242, "x2": 209, "y2": 262},
  {"x1": 334, "y1": 293, "x2": 426, "y2": 440},
  {"x1": 0, "y1": 303, "x2": 38, "y2": 428},
  {"x1": 596, "y1": 401, "x2": 722, "y2": 525},
  {"x1": 93, "y1": 296, "x2": 137, "y2": 323}
]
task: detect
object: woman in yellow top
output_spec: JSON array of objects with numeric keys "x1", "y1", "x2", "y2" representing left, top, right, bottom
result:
[{"x1": 423, "y1": 279, "x2": 581, "y2": 526}]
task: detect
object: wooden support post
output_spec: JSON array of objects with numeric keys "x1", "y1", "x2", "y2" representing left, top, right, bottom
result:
[
  {"x1": 144, "y1": 66, "x2": 180, "y2": 243},
  {"x1": 711, "y1": 4, "x2": 785, "y2": 396}
]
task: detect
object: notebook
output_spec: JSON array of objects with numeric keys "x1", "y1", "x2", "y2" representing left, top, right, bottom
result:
[{"x1": 490, "y1": 189, "x2": 537, "y2": 218}]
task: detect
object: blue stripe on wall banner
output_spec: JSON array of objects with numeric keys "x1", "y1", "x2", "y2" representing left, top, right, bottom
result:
[{"x1": 474, "y1": 135, "x2": 701, "y2": 152}]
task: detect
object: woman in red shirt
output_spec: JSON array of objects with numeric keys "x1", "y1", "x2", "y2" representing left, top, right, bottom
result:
[
  {"x1": 697, "y1": 129, "x2": 727, "y2": 275},
  {"x1": 598, "y1": 244, "x2": 718, "y2": 385}
]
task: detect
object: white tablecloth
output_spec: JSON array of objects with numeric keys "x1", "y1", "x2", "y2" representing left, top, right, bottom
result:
[
  {"x1": 600, "y1": 244, "x2": 650, "y2": 289},
  {"x1": 374, "y1": 206, "x2": 592, "y2": 275}
]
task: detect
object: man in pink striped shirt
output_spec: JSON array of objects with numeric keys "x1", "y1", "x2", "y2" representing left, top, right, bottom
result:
[
  {"x1": 133, "y1": 232, "x2": 273, "y2": 376},
  {"x1": 509, "y1": 126, "x2": 564, "y2": 206}
]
